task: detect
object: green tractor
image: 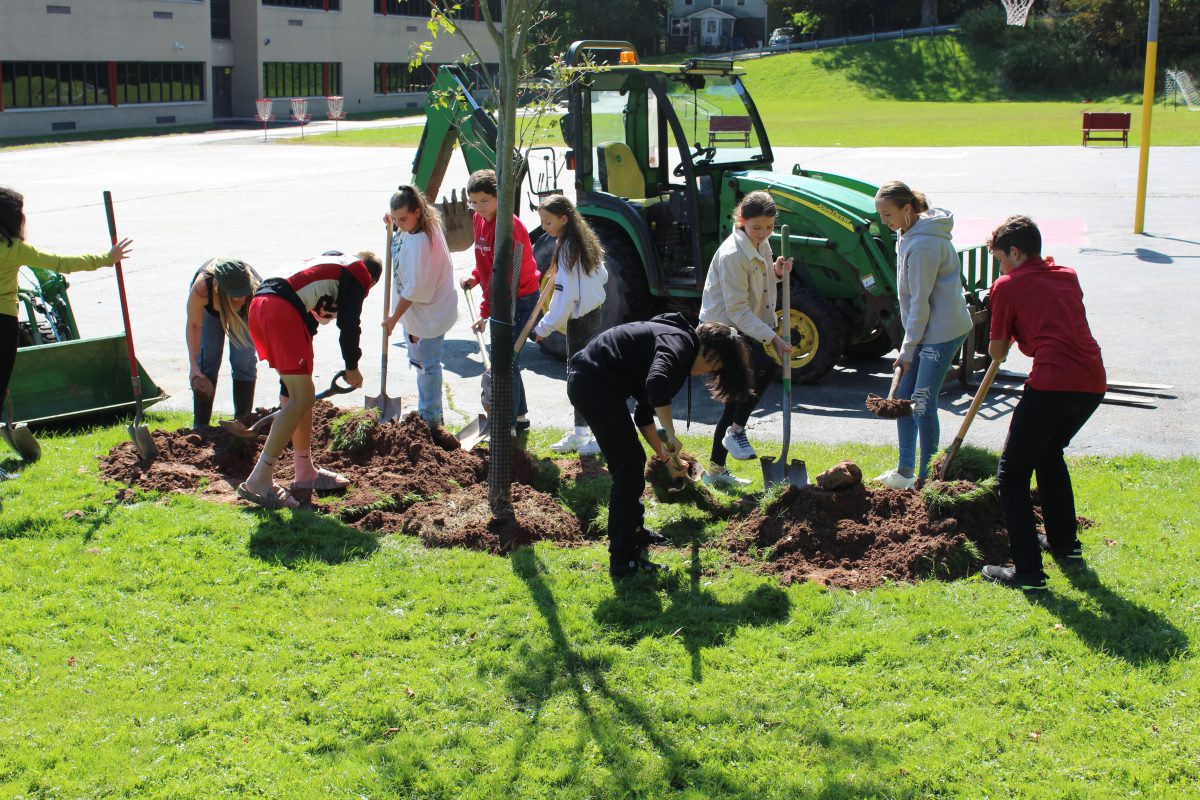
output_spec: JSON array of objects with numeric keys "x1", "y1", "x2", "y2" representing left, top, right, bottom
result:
[{"x1": 412, "y1": 41, "x2": 996, "y2": 383}]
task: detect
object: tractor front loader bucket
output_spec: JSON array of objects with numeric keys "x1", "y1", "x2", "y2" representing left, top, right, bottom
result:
[{"x1": 8, "y1": 334, "x2": 167, "y2": 427}]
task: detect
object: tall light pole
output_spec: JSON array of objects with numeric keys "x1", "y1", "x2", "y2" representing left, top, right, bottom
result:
[{"x1": 1133, "y1": 0, "x2": 1160, "y2": 234}]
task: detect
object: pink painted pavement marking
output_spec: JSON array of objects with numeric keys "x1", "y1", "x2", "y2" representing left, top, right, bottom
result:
[{"x1": 955, "y1": 218, "x2": 1090, "y2": 249}]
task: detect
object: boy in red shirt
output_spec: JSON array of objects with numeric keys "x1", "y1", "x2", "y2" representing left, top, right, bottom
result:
[
  {"x1": 459, "y1": 169, "x2": 541, "y2": 431},
  {"x1": 238, "y1": 251, "x2": 382, "y2": 510},
  {"x1": 981, "y1": 216, "x2": 1106, "y2": 591}
]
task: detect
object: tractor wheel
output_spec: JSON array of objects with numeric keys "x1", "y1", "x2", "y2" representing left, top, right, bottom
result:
[
  {"x1": 16, "y1": 319, "x2": 58, "y2": 348},
  {"x1": 773, "y1": 289, "x2": 847, "y2": 385},
  {"x1": 844, "y1": 326, "x2": 895, "y2": 360}
]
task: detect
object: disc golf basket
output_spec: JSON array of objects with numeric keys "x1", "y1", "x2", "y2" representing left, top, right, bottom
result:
[
  {"x1": 255, "y1": 98, "x2": 275, "y2": 142},
  {"x1": 326, "y1": 95, "x2": 346, "y2": 136},
  {"x1": 1000, "y1": 0, "x2": 1035, "y2": 26},
  {"x1": 290, "y1": 97, "x2": 312, "y2": 138}
]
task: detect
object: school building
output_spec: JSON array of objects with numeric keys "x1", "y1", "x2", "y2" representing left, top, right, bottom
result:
[{"x1": 0, "y1": 0, "x2": 501, "y2": 139}]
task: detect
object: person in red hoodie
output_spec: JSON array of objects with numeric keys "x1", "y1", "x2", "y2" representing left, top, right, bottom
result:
[
  {"x1": 237, "y1": 251, "x2": 382, "y2": 510},
  {"x1": 980, "y1": 216, "x2": 1106, "y2": 591},
  {"x1": 459, "y1": 169, "x2": 541, "y2": 432}
]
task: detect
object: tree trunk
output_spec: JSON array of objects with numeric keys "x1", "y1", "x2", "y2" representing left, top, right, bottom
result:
[{"x1": 920, "y1": 0, "x2": 938, "y2": 27}]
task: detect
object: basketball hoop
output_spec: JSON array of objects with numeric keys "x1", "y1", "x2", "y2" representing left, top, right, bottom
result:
[
  {"x1": 290, "y1": 97, "x2": 312, "y2": 139},
  {"x1": 326, "y1": 95, "x2": 346, "y2": 136},
  {"x1": 1000, "y1": 0, "x2": 1035, "y2": 26},
  {"x1": 255, "y1": 98, "x2": 275, "y2": 142}
]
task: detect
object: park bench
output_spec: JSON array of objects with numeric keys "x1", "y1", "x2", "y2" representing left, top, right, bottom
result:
[
  {"x1": 708, "y1": 115, "x2": 752, "y2": 146},
  {"x1": 1082, "y1": 111, "x2": 1131, "y2": 147}
]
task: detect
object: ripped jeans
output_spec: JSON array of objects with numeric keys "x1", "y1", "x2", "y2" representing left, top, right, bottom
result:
[
  {"x1": 404, "y1": 329, "x2": 445, "y2": 425},
  {"x1": 896, "y1": 334, "x2": 967, "y2": 478}
]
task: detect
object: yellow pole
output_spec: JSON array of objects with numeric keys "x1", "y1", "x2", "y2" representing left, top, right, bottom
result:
[{"x1": 1133, "y1": 0, "x2": 1160, "y2": 234}]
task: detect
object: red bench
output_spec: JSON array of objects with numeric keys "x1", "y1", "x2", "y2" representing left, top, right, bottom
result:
[
  {"x1": 1082, "y1": 111, "x2": 1131, "y2": 147},
  {"x1": 708, "y1": 115, "x2": 752, "y2": 146}
]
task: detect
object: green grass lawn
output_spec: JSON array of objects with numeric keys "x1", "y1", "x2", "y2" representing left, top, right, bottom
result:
[
  {"x1": 2, "y1": 413, "x2": 1198, "y2": 798},
  {"x1": 290, "y1": 36, "x2": 1198, "y2": 149}
]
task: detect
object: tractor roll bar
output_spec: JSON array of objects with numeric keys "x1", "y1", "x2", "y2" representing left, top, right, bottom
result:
[{"x1": 566, "y1": 40, "x2": 639, "y2": 67}]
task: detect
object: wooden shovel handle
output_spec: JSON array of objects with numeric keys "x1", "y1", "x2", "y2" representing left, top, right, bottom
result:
[
  {"x1": 939, "y1": 358, "x2": 1001, "y2": 479},
  {"x1": 463, "y1": 285, "x2": 491, "y2": 371},
  {"x1": 514, "y1": 264, "x2": 557, "y2": 355},
  {"x1": 887, "y1": 366, "x2": 903, "y2": 401}
]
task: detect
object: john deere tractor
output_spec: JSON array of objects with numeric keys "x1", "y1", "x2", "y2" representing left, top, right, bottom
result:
[{"x1": 412, "y1": 40, "x2": 995, "y2": 383}]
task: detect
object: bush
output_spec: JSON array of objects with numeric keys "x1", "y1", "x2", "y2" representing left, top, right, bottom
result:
[{"x1": 958, "y1": 5, "x2": 1007, "y2": 48}]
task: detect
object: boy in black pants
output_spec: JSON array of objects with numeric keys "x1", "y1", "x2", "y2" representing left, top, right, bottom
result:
[
  {"x1": 981, "y1": 216, "x2": 1106, "y2": 591},
  {"x1": 567, "y1": 314, "x2": 752, "y2": 578}
]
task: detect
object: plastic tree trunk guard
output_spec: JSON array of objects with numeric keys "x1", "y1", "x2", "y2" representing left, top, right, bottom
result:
[{"x1": 8, "y1": 335, "x2": 167, "y2": 427}]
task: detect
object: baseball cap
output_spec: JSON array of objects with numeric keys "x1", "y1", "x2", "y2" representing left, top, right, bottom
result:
[{"x1": 211, "y1": 258, "x2": 255, "y2": 298}]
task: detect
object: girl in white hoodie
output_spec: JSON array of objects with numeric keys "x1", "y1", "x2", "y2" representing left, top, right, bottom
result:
[
  {"x1": 533, "y1": 195, "x2": 608, "y2": 455},
  {"x1": 873, "y1": 181, "x2": 973, "y2": 488}
]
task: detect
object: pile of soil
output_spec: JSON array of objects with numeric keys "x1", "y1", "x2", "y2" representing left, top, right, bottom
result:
[
  {"x1": 725, "y1": 477, "x2": 1013, "y2": 590},
  {"x1": 865, "y1": 394, "x2": 913, "y2": 419}
]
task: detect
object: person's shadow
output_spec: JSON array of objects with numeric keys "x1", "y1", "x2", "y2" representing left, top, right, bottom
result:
[
  {"x1": 1029, "y1": 562, "x2": 1188, "y2": 665},
  {"x1": 248, "y1": 509, "x2": 379, "y2": 567}
]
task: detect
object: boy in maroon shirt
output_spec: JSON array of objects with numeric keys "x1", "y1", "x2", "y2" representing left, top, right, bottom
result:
[
  {"x1": 459, "y1": 169, "x2": 541, "y2": 431},
  {"x1": 981, "y1": 216, "x2": 1106, "y2": 591}
]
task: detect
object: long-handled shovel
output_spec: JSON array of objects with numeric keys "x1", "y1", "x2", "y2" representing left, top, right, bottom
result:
[
  {"x1": 1, "y1": 391, "x2": 40, "y2": 463},
  {"x1": 761, "y1": 225, "x2": 808, "y2": 489},
  {"x1": 866, "y1": 366, "x2": 913, "y2": 419},
  {"x1": 103, "y1": 190, "x2": 157, "y2": 462},
  {"x1": 219, "y1": 371, "x2": 357, "y2": 440},
  {"x1": 365, "y1": 221, "x2": 402, "y2": 422},
  {"x1": 455, "y1": 285, "x2": 492, "y2": 450},
  {"x1": 937, "y1": 357, "x2": 1001, "y2": 480}
]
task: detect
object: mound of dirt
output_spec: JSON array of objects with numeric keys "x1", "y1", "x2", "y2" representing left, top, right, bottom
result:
[
  {"x1": 725, "y1": 480, "x2": 1013, "y2": 590},
  {"x1": 99, "y1": 404, "x2": 537, "y2": 524}
]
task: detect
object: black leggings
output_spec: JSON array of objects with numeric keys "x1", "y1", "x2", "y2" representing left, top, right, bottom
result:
[
  {"x1": 0, "y1": 314, "x2": 18, "y2": 407},
  {"x1": 711, "y1": 340, "x2": 779, "y2": 466}
]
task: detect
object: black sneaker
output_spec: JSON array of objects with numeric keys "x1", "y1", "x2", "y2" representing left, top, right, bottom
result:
[
  {"x1": 637, "y1": 526, "x2": 668, "y2": 546},
  {"x1": 981, "y1": 564, "x2": 1047, "y2": 591},
  {"x1": 514, "y1": 418, "x2": 531, "y2": 432},
  {"x1": 610, "y1": 554, "x2": 667, "y2": 579},
  {"x1": 1037, "y1": 533, "x2": 1084, "y2": 561}
]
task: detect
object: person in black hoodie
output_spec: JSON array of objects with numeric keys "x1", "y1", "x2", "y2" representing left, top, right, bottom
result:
[{"x1": 567, "y1": 314, "x2": 753, "y2": 578}]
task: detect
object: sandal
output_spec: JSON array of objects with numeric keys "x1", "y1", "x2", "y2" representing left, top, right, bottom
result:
[
  {"x1": 237, "y1": 482, "x2": 299, "y2": 510},
  {"x1": 291, "y1": 468, "x2": 350, "y2": 491}
]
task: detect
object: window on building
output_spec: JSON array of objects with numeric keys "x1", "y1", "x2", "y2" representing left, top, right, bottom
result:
[
  {"x1": 374, "y1": 0, "x2": 498, "y2": 19},
  {"x1": 262, "y1": 0, "x2": 340, "y2": 10},
  {"x1": 374, "y1": 62, "x2": 439, "y2": 94},
  {"x1": 712, "y1": 0, "x2": 723, "y2": 6},
  {"x1": 211, "y1": 0, "x2": 231, "y2": 39},
  {"x1": 263, "y1": 62, "x2": 342, "y2": 97},
  {"x1": 1, "y1": 61, "x2": 202, "y2": 109}
]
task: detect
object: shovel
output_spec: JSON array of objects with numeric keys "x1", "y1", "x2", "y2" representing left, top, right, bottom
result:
[
  {"x1": 455, "y1": 285, "x2": 493, "y2": 450},
  {"x1": 219, "y1": 371, "x2": 357, "y2": 440},
  {"x1": 365, "y1": 220, "x2": 403, "y2": 422},
  {"x1": 1, "y1": 391, "x2": 40, "y2": 463},
  {"x1": 937, "y1": 357, "x2": 1001, "y2": 480},
  {"x1": 103, "y1": 190, "x2": 157, "y2": 462},
  {"x1": 761, "y1": 224, "x2": 808, "y2": 489},
  {"x1": 657, "y1": 428, "x2": 704, "y2": 494},
  {"x1": 866, "y1": 366, "x2": 913, "y2": 419}
]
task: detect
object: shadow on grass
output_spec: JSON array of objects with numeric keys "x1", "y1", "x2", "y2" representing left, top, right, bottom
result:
[
  {"x1": 1029, "y1": 563, "x2": 1189, "y2": 665},
  {"x1": 248, "y1": 509, "x2": 379, "y2": 567},
  {"x1": 813, "y1": 37, "x2": 1005, "y2": 101}
]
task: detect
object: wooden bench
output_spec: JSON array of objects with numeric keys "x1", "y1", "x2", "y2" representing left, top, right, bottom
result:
[
  {"x1": 1082, "y1": 111, "x2": 1131, "y2": 147},
  {"x1": 707, "y1": 115, "x2": 752, "y2": 146}
]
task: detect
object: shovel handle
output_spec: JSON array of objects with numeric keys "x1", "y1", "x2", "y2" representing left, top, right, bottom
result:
[
  {"x1": 514, "y1": 264, "x2": 557, "y2": 355},
  {"x1": 887, "y1": 366, "x2": 903, "y2": 401},
  {"x1": 103, "y1": 191, "x2": 145, "y2": 406},
  {"x1": 938, "y1": 358, "x2": 1001, "y2": 480},
  {"x1": 321, "y1": 370, "x2": 357, "y2": 398},
  {"x1": 380, "y1": 220, "x2": 394, "y2": 391},
  {"x1": 463, "y1": 285, "x2": 491, "y2": 371}
]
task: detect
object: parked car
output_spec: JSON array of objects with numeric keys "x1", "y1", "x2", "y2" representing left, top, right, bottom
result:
[{"x1": 768, "y1": 27, "x2": 795, "y2": 46}]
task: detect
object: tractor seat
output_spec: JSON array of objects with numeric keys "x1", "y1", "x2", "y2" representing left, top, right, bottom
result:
[{"x1": 596, "y1": 142, "x2": 661, "y2": 205}]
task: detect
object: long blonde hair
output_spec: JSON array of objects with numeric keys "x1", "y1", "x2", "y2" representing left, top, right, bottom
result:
[{"x1": 201, "y1": 259, "x2": 257, "y2": 346}]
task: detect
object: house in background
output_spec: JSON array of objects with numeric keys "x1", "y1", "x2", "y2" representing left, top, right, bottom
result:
[{"x1": 666, "y1": 0, "x2": 771, "y2": 53}]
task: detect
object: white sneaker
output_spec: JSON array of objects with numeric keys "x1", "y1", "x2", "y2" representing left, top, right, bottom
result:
[
  {"x1": 577, "y1": 437, "x2": 602, "y2": 457},
  {"x1": 551, "y1": 432, "x2": 591, "y2": 453},
  {"x1": 721, "y1": 428, "x2": 757, "y2": 460},
  {"x1": 874, "y1": 469, "x2": 916, "y2": 490},
  {"x1": 703, "y1": 468, "x2": 752, "y2": 489}
]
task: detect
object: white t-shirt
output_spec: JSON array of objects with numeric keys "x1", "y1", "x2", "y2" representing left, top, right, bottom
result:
[{"x1": 391, "y1": 225, "x2": 457, "y2": 339}]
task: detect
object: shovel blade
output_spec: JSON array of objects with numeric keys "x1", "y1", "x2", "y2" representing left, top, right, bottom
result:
[
  {"x1": 2, "y1": 422, "x2": 40, "y2": 463},
  {"x1": 218, "y1": 418, "x2": 260, "y2": 440},
  {"x1": 129, "y1": 424, "x2": 158, "y2": 462},
  {"x1": 455, "y1": 413, "x2": 490, "y2": 450},
  {"x1": 785, "y1": 459, "x2": 809, "y2": 488},
  {"x1": 760, "y1": 455, "x2": 785, "y2": 489},
  {"x1": 365, "y1": 395, "x2": 403, "y2": 423}
]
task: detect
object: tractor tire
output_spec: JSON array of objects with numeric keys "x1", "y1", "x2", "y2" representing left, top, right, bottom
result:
[
  {"x1": 16, "y1": 319, "x2": 59, "y2": 348},
  {"x1": 844, "y1": 326, "x2": 896, "y2": 360},
  {"x1": 775, "y1": 289, "x2": 847, "y2": 385}
]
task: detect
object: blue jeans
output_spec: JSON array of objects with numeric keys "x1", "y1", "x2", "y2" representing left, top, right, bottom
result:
[
  {"x1": 489, "y1": 291, "x2": 539, "y2": 422},
  {"x1": 404, "y1": 330, "x2": 445, "y2": 425},
  {"x1": 896, "y1": 334, "x2": 967, "y2": 478},
  {"x1": 198, "y1": 312, "x2": 257, "y2": 382}
]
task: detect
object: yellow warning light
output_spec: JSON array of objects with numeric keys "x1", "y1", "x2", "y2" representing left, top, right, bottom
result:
[{"x1": 619, "y1": 50, "x2": 638, "y2": 65}]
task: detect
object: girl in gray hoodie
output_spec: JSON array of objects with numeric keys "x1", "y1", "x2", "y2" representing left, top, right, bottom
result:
[{"x1": 873, "y1": 181, "x2": 973, "y2": 488}]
